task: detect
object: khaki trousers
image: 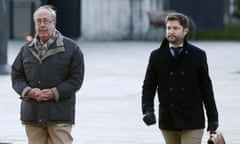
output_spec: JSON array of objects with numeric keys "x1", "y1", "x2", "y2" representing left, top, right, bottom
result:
[
  {"x1": 161, "y1": 129, "x2": 204, "y2": 144},
  {"x1": 25, "y1": 123, "x2": 73, "y2": 144}
]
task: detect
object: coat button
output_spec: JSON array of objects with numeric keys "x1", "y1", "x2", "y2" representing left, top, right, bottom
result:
[
  {"x1": 170, "y1": 103, "x2": 174, "y2": 107},
  {"x1": 180, "y1": 71, "x2": 185, "y2": 75},
  {"x1": 169, "y1": 87, "x2": 173, "y2": 91},
  {"x1": 38, "y1": 81, "x2": 41, "y2": 84},
  {"x1": 170, "y1": 72, "x2": 174, "y2": 76}
]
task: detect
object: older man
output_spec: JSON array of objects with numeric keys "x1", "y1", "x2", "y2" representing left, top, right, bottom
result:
[{"x1": 11, "y1": 5, "x2": 84, "y2": 144}]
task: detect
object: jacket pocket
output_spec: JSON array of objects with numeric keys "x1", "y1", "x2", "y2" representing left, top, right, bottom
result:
[
  {"x1": 49, "y1": 99, "x2": 74, "y2": 122},
  {"x1": 21, "y1": 100, "x2": 37, "y2": 121}
]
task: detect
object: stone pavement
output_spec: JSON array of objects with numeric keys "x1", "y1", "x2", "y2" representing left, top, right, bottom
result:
[{"x1": 0, "y1": 40, "x2": 240, "y2": 144}]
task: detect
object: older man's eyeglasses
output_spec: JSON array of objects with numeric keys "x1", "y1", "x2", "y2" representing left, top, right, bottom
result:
[{"x1": 35, "y1": 18, "x2": 53, "y2": 25}]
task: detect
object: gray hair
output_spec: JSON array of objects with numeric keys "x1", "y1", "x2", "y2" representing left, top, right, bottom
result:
[{"x1": 33, "y1": 5, "x2": 57, "y2": 21}]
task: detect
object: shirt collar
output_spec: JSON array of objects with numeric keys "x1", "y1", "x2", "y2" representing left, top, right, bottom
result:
[
  {"x1": 169, "y1": 43, "x2": 183, "y2": 48},
  {"x1": 169, "y1": 43, "x2": 184, "y2": 57}
]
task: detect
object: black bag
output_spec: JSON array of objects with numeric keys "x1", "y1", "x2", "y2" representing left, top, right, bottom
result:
[{"x1": 207, "y1": 131, "x2": 225, "y2": 144}]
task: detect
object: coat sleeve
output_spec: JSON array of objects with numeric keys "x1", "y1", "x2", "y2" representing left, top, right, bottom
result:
[
  {"x1": 56, "y1": 44, "x2": 85, "y2": 100},
  {"x1": 141, "y1": 52, "x2": 157, "y2": 114},
  {"x1": 198, "y1": 51, "x2": 218, "y2": 122},
  {"x1": 11, "y1": 46, "x2": 31, "y2": 98}
]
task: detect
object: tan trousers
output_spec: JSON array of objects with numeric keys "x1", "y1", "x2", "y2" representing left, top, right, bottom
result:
[
  {"x1": 25, "y1": 123, "x2": 73, "y2": 144},
  {"x1": 161, "y1": 129, "x2": 204, "y2": 144}
]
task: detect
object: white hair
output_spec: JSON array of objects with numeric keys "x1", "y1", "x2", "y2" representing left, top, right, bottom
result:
[{"x1": 33, "y1": 5, "x2": 56, "y2": 21}]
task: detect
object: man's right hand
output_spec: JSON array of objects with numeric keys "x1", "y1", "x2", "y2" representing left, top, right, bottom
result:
[{"x1": 143, "y1": 111, "x2": 156, "y2": 126}]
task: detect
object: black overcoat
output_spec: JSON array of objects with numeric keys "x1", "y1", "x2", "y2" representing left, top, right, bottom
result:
[{"x1": 142, "y1": 38, "x2": 218, "y2": 130}]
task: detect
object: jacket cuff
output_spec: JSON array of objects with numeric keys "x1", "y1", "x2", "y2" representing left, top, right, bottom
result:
[
  {"x1": 21, "y1": 87, "x2": 32, "y2": 98},
  {"x1": 52, "y1": 87, "x2": 60, "y2": 101}
]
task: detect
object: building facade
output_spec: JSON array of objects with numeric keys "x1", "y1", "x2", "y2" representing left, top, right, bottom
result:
[
  {"x1": 9, "y1": 0, "x2": 165, "y2": 40},
  {"x1": 8, "y1": 0, "x2": 228, "y2": 41}
]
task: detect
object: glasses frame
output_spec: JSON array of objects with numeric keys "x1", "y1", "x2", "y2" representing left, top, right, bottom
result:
[{"x1": 34, "y1": 18, "x2": 53, "y2": 25}]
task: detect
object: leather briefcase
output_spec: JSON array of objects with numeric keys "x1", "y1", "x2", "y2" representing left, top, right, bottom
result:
[{"x1": 207, "y1": 131, "x2": 225, "y2": 144}]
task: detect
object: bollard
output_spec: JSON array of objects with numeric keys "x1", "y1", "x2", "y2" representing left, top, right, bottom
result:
[{"x1": 0, "y1": 0, "x2": 11, "y2": 75}]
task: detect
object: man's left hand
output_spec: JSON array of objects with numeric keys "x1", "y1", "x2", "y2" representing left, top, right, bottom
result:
[{"x1": 41, "y1": 89, "x2": 55, "y2": 100}]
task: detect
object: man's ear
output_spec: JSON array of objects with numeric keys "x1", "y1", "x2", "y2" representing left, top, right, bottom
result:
[{"x1": 183, "y1": 28, "x2": 189, "y2": 36}]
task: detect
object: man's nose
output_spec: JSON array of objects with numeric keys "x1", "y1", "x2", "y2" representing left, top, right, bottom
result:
[{"x1": 168, "y1": 29, "x2": 174, "y2": 34}]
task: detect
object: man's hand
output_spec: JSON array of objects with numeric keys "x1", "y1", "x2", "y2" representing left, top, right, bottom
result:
[
  {"x1": 26, "y1": 88, "x2": 41, "y2": 100},
  {"x1": 26, "y1": 88, "x2": 55, "y2": 102},
  {"x1": 41, "y1": 89, "x2": 55, "y2": 100},
  {"x1": 143, "y1": 111, "x2": 156, "y2": 126}
]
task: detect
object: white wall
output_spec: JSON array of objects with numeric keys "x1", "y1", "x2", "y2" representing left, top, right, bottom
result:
[
  {"x1": 81, "y1": 0, "x2": 131, "y2": 40},
  {"x1": 81, "y1": 0, "x2": 164, "y2": 40}
]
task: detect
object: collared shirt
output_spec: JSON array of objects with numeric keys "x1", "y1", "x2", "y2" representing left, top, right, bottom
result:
[{"x1": 169, "y1": 43, "x2": 183, "y2": 57}]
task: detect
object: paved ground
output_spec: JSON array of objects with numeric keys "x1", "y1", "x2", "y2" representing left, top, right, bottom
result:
[{"x1": 0, "y1": 40, "x2": 240, "y2": 144}]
